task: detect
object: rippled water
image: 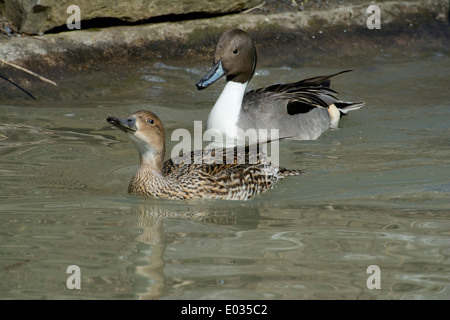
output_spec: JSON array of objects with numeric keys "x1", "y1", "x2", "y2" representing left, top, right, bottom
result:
[{"x1": 1, "y1": 51, "x2": 449, "y2": 300}]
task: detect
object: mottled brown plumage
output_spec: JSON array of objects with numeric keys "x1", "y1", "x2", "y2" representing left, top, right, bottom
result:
[{"x1": 107, "y1": 110, "x2": 301, "y2": 200}]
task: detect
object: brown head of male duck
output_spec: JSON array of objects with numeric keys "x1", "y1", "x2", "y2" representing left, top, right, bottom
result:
[{"x1": 107, "y1": 110, "x2": 301, "y2": 200}]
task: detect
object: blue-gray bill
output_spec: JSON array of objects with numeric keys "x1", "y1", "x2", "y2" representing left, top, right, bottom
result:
[{"x1": 196, "y1": 60, "x2": 226, "y2": 90}]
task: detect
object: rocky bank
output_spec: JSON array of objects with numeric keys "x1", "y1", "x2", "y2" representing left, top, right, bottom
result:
[{"x1": 0, "y1": 0, "x2": 448, "y2": 101}]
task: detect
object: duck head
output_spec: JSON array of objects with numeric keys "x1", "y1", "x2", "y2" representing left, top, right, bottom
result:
[
  {"x1": 196, "y1": 29, "x2": 256, "y2": 90},
  {"x1": 107, "y1": 110, "x2": 165, "y2": 169}
]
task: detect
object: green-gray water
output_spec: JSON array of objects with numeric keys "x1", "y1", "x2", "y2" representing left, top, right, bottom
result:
[{"x1": 1, "y1": 52, "x2": 449, "y2": 299}]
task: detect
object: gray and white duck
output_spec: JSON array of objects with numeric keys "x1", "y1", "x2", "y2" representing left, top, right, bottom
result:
[{"x1": 196, "y1": 29, "x2": 364, "y2": 144}]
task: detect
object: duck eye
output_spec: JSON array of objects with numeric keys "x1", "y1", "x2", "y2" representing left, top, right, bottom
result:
[
  {"x1": 148, "y1": 119, "x2": 154, "y2": 125},
  {"x1": 233, "y1": 49, "x2": 238, "y2": 54}
]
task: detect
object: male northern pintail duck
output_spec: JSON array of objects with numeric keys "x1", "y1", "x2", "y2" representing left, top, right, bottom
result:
[
  {"x1": 106, "y1": 110, "x2": 301, "y2": 200},
  {"x1": 196, "y1": 29, "x2": 364, "y2": 143}
]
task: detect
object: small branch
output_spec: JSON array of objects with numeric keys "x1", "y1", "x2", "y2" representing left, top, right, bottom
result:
[
  {"x1": 0, "y1": 74, "x2": 37, "y2": 99},
  {"x1": 0, "y1": 58, "x2": 57, "y2": 86},
  {"x1": 242, "y1": 2, "x2": 265, "y2": 14}
]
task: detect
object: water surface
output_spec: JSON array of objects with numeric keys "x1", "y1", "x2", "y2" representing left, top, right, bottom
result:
[{"x1": 1, "y1": 52, "x2": 449, "y2": 300}]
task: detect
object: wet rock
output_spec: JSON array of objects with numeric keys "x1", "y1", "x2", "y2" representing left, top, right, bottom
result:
[
  {"x1": 0, "y1": 0, "x2": 448, "y2": 103},
  {"x1": 0, "y1": 15, "x2": 20, "y2": 39},
  {"x1": 0, "y1": 0, "x2": 262, "y2": 35}
]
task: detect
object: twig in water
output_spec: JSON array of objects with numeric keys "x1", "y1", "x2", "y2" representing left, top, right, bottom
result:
[
  {"x1": 0, "y1": 74, "x2": 37, "y2": 99},
  {"x1": 0, "y1": 58, "x2": 57, "y2": 86},
  {"x1": 242, "y1": 2, "x2": 265, "y2": 14}
]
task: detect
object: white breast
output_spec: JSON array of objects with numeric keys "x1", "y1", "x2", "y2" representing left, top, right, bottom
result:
[{"x1": 206, "y1": 81, "x2": 248, "y2": 141}]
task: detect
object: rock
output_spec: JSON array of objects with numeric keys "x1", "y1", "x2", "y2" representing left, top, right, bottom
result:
[
  {"x1": 0, "y1": 0, "x2": 262, "y2": 35},
  {"x1": 1, "y1": 0, "x2": 448, "y2": 65},
  {"x1": 0, "y1": 0, "x2": 448, "y2": 102}
]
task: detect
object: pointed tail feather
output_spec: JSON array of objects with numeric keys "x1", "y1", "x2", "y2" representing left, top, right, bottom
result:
[
  {"x1": 279, "y1": 168, "x2": 303, "y2": 177},
  {"x1": 335, "y1": 101, "x2": 365, "y2": 115},
  {"x1": 297, "y1": 70, "x2": 353, "y2": 87}
]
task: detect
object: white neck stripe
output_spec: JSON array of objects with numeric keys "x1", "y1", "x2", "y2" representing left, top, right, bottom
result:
[{"x1": 206, "y1": 81, "x2": 248, "y2": 138}]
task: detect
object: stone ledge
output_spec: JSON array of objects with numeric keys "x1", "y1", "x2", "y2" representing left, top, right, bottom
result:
[
  {"x1": 1, "y1": 0, "x2": 448, "y2": 64},
  {"x1": 0, "y1": 0, "x2": 262, "y2": 34},
  {"x1": 0, "y1": 0, "x2": 448, "y2": 101}
]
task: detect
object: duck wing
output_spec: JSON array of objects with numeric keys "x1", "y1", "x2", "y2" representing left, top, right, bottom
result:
[
  {"x1": 163, "y1": 144, "x2": 268, "y2": 175},
  {"x1": 163, "y1": 142, "x2": 301, "y2": 177},
  {"x1": 243, "y1": 70, "x2": 353, "y2": 114}
]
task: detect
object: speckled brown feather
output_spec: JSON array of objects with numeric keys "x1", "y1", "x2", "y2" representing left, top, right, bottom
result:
[
  {"x1": 130, "y1": 164, "x2": 296, "y2": 200},
  {"x1": 135, "y1": 144, "x2": 301, "y2": 200}
]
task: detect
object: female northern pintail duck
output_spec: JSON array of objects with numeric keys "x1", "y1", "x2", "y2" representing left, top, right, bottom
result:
[
  {"x1": 196, "y1": 29, "x2": 364, "y2": 143},
  {"x1": 106, "y1": 110, "x2": 301, "y2": 200}
]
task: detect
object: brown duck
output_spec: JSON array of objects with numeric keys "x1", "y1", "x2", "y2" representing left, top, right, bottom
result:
[{"x1": 107, "y1": 110, "x2": 301, "y2": 200}]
